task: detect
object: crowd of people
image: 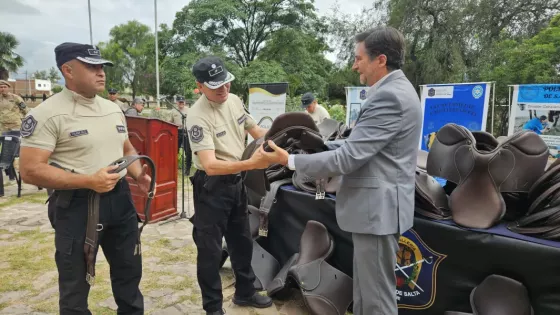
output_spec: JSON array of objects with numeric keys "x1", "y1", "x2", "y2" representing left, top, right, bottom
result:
[{"x1": 0, "y1": 25, "x2": 422, "y2": 315}]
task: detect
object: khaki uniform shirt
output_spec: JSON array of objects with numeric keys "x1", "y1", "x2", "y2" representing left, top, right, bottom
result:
[
  {"x1": 186, "y1": 93, "x2": 256, "y2": 171},
  {"x1": 114, "y1": 99, "x2": 129, "y2": 112},
  {"x1": 0, "y1": 93, "x2": 27, "y2": 132},
  {"x1": 307, "y1": 104, "x2": 330, "y2": 125},
  {"x1": 20, "y1": 87, "x2": 129, "y2": 176},
  {"x1": 169, "y1": 107, "x2": 189, "y2": 129}
]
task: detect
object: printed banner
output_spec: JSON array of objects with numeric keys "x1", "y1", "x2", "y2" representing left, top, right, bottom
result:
[
  {"x1": 247, "y1": 82, "x2": 289, "y2": 142},
  {"x1": 345, "y1": 87, "x2": 369, "y2": 127},
  {"x1": 420, "y1": 83, "x2": 491, "y2": 151},
  {"x1": 508, "y1": 84, "x2": 560, "y2": 159}
]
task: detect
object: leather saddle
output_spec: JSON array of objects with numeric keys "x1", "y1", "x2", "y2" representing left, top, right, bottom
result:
[
  {"x1": 426, "y1": 124, "x2": 549, "y2": 229},
  {"x1": 219, "y1": 205, "x2": 280, "y2": 291},
  {"x1": 415, "y1": 169, "x2": 451, "y2": 220},
  {"x1": 317, "y1": 118, "x2": 350, "y2": 141},
  {"x1": 507, "y1": 158, "x2": 560, "y2": 240},
  {"x1": 266, "y1": 220, "x2": 353, "y2": 315},
  {"x1": 445, "y1": 274, "x2": 534, "y2": 315}
]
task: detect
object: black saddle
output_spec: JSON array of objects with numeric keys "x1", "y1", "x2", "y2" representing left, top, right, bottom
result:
[
  {"x1": 266, "y1": 220, "x2": 353, "y2": 315},
  {"x1": 445, "y1": 274, "x2": 534, "y2": 315},
  {"x1": 507, "y1": 160, "x2": 560, "y2": 240},
  {"x1": 219, "y1": 205, "x2": 280, "y2": 291},
  {"x1": 414, "y1": 169, "x2": 451, "y2": 220},
  {"x1": 427, "y1": 124, "x2": 549, "y2": 229}
]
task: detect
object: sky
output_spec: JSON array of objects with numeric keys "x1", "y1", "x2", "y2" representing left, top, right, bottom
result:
[{"x1": 1, "y1": 0, "x2": 368, "y2": 80}]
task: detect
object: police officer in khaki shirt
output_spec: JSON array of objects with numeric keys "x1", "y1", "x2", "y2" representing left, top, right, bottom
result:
[
  {"x1": 19, "y1": 42, "x2": 151, "y2": 314},
  {"x1": 186, "y1": 56, "x2": 271, "y2": 315},
  {"x1": 108, "y1": 88, "x2": 129, "y2": 112},
  {"x1": 301, "y1": 92, "x2": 330, "y2": 125},
  {"x1": 0, "y1": 79, "x2": 27, "y2": 133},
  {"x1": 170, "y1": 96, "x2": 189, "y2": 152}
]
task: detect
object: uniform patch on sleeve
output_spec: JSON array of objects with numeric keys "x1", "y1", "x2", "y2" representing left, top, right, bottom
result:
[
  {"x1": 69, "y1": 130, "x2": 89, "y2": 137},
  {"x1": 189, "y1": 125, "x2": 204, "y2": 143},
  {"x1": 237, "y1": 114, "x2": 247, "y2": 125},
  {"x1": 216, "y1": 131, "x2": 226, "y2": 138},
  {"x1": 116, "y1": 125, "x2": 126, "y2": 133},
  {"x1": 20, "y1": 115, "x2": 38, "y2": 138}
]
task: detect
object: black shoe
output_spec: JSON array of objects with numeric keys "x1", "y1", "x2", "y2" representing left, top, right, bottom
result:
[
  {"x1": 206, "y1": 309, "x2": 225, "y2": 315},
  {"x1": 232, "y1": 292, "x2": 273, "y2": 308}
]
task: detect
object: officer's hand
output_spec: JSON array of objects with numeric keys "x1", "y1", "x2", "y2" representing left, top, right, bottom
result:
[
  {"x1": 88, "y1": 165, "x2": 121, "y2": 193},
  {"x1": 249, "y1": 145, "x2": 272, "y2": 170}
]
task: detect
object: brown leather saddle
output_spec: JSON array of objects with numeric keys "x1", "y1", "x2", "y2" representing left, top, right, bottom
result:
[
  {"x1": 266, "y1": 220, "x2": 353, "y2": 315},
  {"x1": 426, "y1": 123, "x2": 549, "y2": 229},
  {"x1": 445, "y1": 274, "x2": 534, "y2": 315},
  {"x1": 219, "y1": 205, "x2": 280, "y2": 291},
  {"x1": 507, "y1": 158, "x2": 560, "y2": 240}
]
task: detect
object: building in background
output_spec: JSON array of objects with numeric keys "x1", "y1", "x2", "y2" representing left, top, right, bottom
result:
[{"x1": 8, "y1": 79, "x2": 52, "y2": 98}]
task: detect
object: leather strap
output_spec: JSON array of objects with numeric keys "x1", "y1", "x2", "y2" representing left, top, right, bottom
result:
[
  {"x1": 258, "y1": 178, "x2": 293, "y2": 237},
  {"x1": 84, "y1": 155, "x2": 156, "y2": 286}
]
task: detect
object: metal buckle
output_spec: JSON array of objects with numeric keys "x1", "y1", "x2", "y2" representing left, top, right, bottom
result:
[
  {"x1": 148, "y1": 191, "x2": 155, "y2": 199},
  {"x1": 316, "y1": 191, "x2": 325, "y2": 200},
  {"x1": 96, "y1": 224, "x2": 103, "y2": 232},
  {"x1": 86, "y1": 273, "x2": 95, "y2": 286},
  {"x1": 259, "y1": 227, "x2": 268, "y2": 237}
]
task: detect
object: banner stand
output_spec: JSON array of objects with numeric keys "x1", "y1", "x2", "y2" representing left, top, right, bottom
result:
[
  {"x1": 344, "y1": 86, "x2": 369, "y2": 127},
  {"x1": 246, "y1": 82, "x2": 289, "y2": 143}
]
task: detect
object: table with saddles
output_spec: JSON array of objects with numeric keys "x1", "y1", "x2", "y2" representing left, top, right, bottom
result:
[{"x1": 220, "y1": 115, "x2": 560, "y2": 315}]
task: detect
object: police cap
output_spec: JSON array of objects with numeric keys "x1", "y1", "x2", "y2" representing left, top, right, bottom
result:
[{"x1": 55, "y1": 42, "x2": 114, "y2": 69}]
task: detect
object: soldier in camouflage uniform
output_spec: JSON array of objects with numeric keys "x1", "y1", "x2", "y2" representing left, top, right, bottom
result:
[{"x1": 0, "y1": 80, "x2": 28, "y2": 133}]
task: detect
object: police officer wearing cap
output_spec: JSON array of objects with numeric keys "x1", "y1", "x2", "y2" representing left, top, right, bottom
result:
[
  {"x1": 19, "y1": 42, "x2": 151, "y2": 314},
  {"x1": 186, "y1": 56, "x2": 271, "y2": 315},
  {"x1": 125, "y1": 98, "x2": 145, "y2": 116},
  {"x1": 169, "y1": 96, "x2": 190, "y2": 152},
  {"x1": 108, "y1": 88, "x2": 129, "y2": 112},
  {"x1": 301, "y1": 92, "x2": 330, "y2": 125},
  {"x1": 0, "y1": 79, "x2": 28, "y2": 133}
]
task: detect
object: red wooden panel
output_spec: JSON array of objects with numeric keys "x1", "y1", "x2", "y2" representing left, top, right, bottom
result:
[{"x1": 125, "y1": 116, "x2": 178, "y2": 223}]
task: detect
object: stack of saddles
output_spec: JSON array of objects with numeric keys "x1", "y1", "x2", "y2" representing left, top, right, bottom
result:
[{"x1": 417, "y1": 122, "x2": 560, "y2": 241}]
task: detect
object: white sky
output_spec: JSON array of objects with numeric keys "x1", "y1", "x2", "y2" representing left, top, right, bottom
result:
[{"x1": 1, "y1": 0, "x2": 369, "y2": 79}]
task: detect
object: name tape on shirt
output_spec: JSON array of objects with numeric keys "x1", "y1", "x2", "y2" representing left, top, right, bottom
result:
[
  {"x1": 237, "y1": 114, "x2": 247, "y2": 125},
  {"x1": 116, "y1": 125, "x2": 126, "y2": 133},
  {"x1": 70, "y1": 130, "x2": 89, "y2": 137}
]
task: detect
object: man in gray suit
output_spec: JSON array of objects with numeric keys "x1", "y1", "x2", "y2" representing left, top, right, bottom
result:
[{"x1": 257, "y1": 26, "x2": 422, "y2": 315}]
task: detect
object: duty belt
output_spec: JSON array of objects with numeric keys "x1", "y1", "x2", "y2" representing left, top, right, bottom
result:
[{"x1": 50, "y1": 155, "x2": 156, "y2": 286}]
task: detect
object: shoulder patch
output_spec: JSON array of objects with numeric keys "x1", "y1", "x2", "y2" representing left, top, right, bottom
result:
[
  {"x1": 20, "y1": 115, "x2": 38, "y2": 138},
  {"x1": 189, "y1": 125, "x2": 204, "y2": 143}
]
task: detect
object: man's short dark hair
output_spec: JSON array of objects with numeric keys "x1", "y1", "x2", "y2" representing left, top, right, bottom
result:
[
  {"x1": 355, "y1": 26, "x2": 406, "y2": 70},
  {"x1": 540, "y1": 115, "x2": 547, "y2": 121}
]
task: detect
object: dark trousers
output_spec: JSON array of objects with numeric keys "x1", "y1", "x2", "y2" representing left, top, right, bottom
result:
[
  {"x1": 190, "y1": 170, "x2": 256, "y2": 312},
  {"x1": 48, "y1": 180, "x2": 144, "y2": 315}
]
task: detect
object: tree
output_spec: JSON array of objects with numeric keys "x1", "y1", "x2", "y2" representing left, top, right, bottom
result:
[
  {"x1": 172, "y1": 0, "x2": 319, "y2": 67},
  {"x1": 98, "y1": 20, "x2": 155, "y2": 98},
  {"x1": 32, "y1": 70, "x2": 48, "y2": 80},
  {"x1": 48, "y1": 67, "x2": 61, "y2": 84},
  {"x1": 0, "y1": 32, "x2": 24, "y2": 80}
]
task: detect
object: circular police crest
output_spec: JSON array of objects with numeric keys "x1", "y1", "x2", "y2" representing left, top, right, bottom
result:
[
  {"x1": 20, "y1": 115, "x2": 38, "y2": 138},
  {"x1": 428, "y1": 88, "x2": 436, "y2": 97},
  {"x1": 189, "y1": 125, "x2": 204, "y2": 143},
  {"x1": 472, "y1": 85, "x2": 483, "y2": 99}
]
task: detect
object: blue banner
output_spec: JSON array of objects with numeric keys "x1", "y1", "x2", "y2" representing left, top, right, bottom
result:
[
  {"x1": 517, "y1": 84, "x2": 560, "y2": 104},
  {"x1": 420, "y1": 83, "x2": 491, "y2": 151}
]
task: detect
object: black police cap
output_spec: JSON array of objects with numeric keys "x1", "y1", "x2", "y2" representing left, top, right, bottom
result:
[
  {"x1": 55, "y1": 42, "x2": 114, "y2": 69},
  {"x1": 301, "y1": 92, "x2": 316, "y2": 108},
  {"x1": 192, "y1": 56, "x2": 235, "y2": 89}
]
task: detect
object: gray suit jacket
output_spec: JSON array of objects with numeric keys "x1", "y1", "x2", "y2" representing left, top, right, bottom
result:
[{"x1": 294, "y1": 70, "x2": 422, "y2": 235}]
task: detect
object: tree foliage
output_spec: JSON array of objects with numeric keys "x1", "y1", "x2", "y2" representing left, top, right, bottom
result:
[{"x1": 0, "y1": 32, "x2": 24, "y2": 80}]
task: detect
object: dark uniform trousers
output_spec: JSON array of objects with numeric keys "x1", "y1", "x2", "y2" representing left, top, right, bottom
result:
[
  {"x1": 190, "y1": 170, "x2": 256, "y2": 312},
  {"x1": 48, "y1": 179, "x2": 143, "y2": 315}
]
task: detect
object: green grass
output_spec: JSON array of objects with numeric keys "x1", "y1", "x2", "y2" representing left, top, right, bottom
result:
[{"x1": 0, "y1": 191, "x2": 48, "y2": 209}]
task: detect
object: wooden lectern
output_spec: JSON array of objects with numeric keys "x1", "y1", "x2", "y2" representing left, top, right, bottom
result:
[{"x1": 125, "y1": 116, "x2": 178, "y2": 223}]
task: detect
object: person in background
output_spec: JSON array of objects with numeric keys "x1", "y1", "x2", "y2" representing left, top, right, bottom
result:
[
  {"x1": 523, "y1": 115, "x2": 549, "y2": 135},
  {"x1": 0, "y1": 79, "x2": 27, "y2": 133},
  {"x1": 301, "y1": 92, "x2": 330, "y2": 125},
  {"x1": 108, "y1": 88, "x2": 128, "y2": 112},
  {"x1": 124, "y1": 98, "x2": 144, "y2": 116}
]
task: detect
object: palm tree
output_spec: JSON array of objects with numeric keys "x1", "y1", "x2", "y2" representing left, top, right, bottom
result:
[{"x1": 0, "y1": 32, "x2": 24, "y2": 80}]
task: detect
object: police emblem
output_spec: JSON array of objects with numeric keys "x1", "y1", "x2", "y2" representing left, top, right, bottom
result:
[
  {"x1": 20, "y1": 115, "x2": 38, "y2": 138},
  {"x1": 472, "y1": 85, "x2": 483, "y2": 99},
  {"x1": 189, "y1": 125, "x2": 204, "y2": 143},
  {"x1": 359, "y1": 89, "x2": 367, "y2": 100},
  {"x1": 428, "y1": 88, "x2": 436, "y2": 97},
  {"x1": 396, "y1": 229, "x2": 447, "y2": 310}
]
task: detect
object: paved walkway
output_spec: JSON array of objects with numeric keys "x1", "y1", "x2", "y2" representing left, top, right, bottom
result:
[{"x1": 0, "y1": 180, "x2": 310, "y2": 314}]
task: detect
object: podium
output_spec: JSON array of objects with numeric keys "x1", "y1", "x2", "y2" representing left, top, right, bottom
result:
[{"x1": 125, "y1": 116, "x2": 178, "y2": 223}]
